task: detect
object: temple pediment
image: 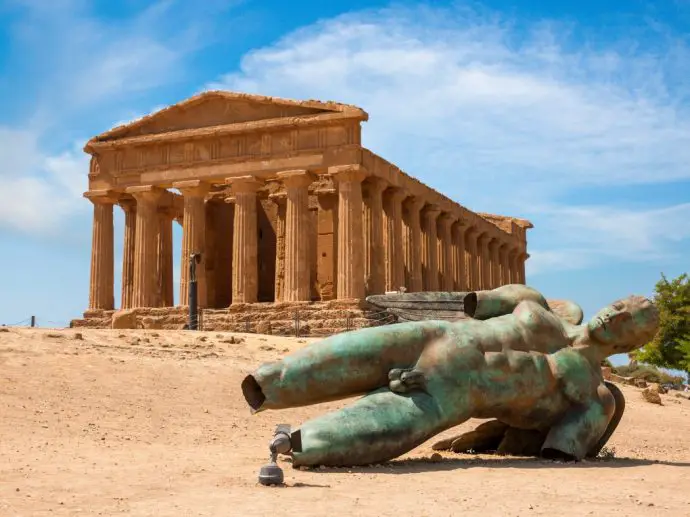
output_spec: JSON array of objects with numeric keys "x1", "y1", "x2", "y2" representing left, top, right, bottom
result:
[{"x1": 90, "y1": 91, "x2": 367, "y2": 144}]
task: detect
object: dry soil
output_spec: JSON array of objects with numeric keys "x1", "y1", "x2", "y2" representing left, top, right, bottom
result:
[{"x1": 1, "y1": 328, "x2": 689, "y2": 516}]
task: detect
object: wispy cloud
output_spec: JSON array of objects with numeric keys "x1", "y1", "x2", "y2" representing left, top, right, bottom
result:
[
  {"x1": 210, "y1": 7, "x2": 690, "y2": 190},
  {"x1": 526, "y1": 202, "x2": 690, "y2": 275},
  {"x1": 0, "y1": 139, "x2": 89, "y2": 233},
  {"x1": 0, "y1": 0, "x2": 229, "y2": 233},
  {"x1": 208, "y1": 4, "x2": 690, "y2": 273}
]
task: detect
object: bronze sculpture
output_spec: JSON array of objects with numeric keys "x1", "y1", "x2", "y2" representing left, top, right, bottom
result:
[{"x1": 242, "y1": 285, "x2": 658, "y2": 472}]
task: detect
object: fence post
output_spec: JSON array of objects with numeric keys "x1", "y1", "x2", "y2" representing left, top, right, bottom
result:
[
  {"x1": 245, "y1": 318, "x2": 250, "y2": 333},
  {"x1": 294, "y1": 312, "x2": 300, "y2": 338},
  {"x1": 30, "y1": 316, "x2": 36, "y2": 328}
]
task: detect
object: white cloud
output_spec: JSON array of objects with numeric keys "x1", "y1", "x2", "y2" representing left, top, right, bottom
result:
[
  {"x1": 212, "y1": 9, "x2": 690, "y2": 191},
  {"x1": 208, "y1": 4, "x2": 690, "y2": 274},
  {"x1": 44, "y1": 142, "x2": 89, "y2": 199},
  {"x1": 0, "y1": 133, "x2": 88, "y2": 233},
  {"x1": 13, "y1": 0, "x2": 208, "y2": 116},
  {"x1": 526, "y1": 202, "x2": 690, "y2": 275},
  {"x1": 0, "y1": 1, "x2": 223, "y2": 233}
]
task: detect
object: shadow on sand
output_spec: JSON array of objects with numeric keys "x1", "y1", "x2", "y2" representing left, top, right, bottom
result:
[{"x1": 293, "y1": 456, "x2": 690, "y2": 475}]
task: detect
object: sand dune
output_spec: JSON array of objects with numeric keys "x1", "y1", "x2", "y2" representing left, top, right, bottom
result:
[{"x1": 1, "y1": 327, "x2": 689, "y2": 516}]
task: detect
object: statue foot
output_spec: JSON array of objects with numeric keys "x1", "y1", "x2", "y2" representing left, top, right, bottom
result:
[{"x1": 388, "y1": 368, "x2": 426, "y2": 394}]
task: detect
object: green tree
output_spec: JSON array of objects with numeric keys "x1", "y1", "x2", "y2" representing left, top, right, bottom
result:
[{"x1": 635, "y1": 273, "x2": 690, "y2": 379}]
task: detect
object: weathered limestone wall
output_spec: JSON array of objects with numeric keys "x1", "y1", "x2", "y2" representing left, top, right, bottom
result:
[
  {"x1": 205, "y1": 199, "x2": 235, "y2": 308},
  {"x1": 315, "y1": 191, "x2": 337, "y2": 300},
  {"x1": 73, "y1": 301, "x2": 388, "y2": 336}
]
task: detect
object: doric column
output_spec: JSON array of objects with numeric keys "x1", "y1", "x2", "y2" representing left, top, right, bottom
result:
[
  {"x1": 477, "y1": 233, "x2": 491, "y2": 290},
  {"x1": 488, "y1": 238, "x2": 501, "y2": 288},
  {"x1": 383, "y1": 186, "x2": 406, "y2": 292},
  {"x1": 403, "y1": 197, "x2": 425, "y2": 292},
  {"x1": 226, "y1": 176, "x2": 262, "y2": 304},
  {"x1": 465, "y1": 227, "x2": 480, "y2": 290},
  {"x1": 157, "y1": 207, "x2": 174, "y2": 307},
  {"x1": 174, "y1": 180, "x2": 210, "y2": 308},
  {"x1": 277, "y1": 169, "x2": 315, "y2": 302},
  {"x1": 85, "y1": 191, "x2": 116, "y2": 310},
  {"x1": 508, "y1": 248, "x2": 518, "y2": 284},
  {"x1": 437, "y1": 213, "x2": 455, "y2": 291},
  {"x1": 127, "y1": 186, "x2": 164, "y2": 308},
  {"x1": 362, "y1": 177, "x2": 386, "y2": 295},
  {"x1": 421, "y1": 205, "x2": 441, "y2": 291},
  {"x1": 330, "y1": 164, "x2": 367, "y2": 299},
  {"x1": 452, "y1": 221, "x2": 467, "y2": 291},
  {"x1": 517, "y1": 252, "x2": 528, "y2": 284},
  {"x1": 118, "y1": 198, "x2": 136, "y2": 309},
  {"x1": 271, "y1": 193, "x2": 287, "y2": 302},
  {"x1": 499, "y1": 243, "x2": 510, "y2": 286}
]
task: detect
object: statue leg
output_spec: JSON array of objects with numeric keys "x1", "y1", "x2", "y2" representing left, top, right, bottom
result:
[
  {"x1": 290, "y1": 387, "x2": 465, "y2": 467},
  {"x1": 243, "y1": 321, "x2": 444, "y2": 412}
]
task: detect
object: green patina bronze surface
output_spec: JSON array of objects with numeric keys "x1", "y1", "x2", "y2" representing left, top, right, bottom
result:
[{"x1": 241, "y1": 284, "x2": 659, "y2": 467}]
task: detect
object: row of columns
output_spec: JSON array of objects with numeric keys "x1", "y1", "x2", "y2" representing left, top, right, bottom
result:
[
  {"x1": 86, "y1": 165, "x2": 527, "y2": 310},
  {"x1": 355, "y1": 174, "x2": 528, "y2": 299}
]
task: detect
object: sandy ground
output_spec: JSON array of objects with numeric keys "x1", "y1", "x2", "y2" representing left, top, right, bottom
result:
[{"x1": 1, "y1": 327, "x2": 689, "y2": 517}]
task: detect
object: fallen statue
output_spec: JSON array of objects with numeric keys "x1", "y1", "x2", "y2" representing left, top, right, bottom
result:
[{"x1": 242, "y1": 285, "x2": 658, "y2": 475}]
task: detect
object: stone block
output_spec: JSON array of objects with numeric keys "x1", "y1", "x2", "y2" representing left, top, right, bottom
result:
[
  {"x1": 112, "y1": 309, "x2": 138, "y2": 330},
  {"x1": 141, "y1": 317, "x2": 163, "y2": 330}
]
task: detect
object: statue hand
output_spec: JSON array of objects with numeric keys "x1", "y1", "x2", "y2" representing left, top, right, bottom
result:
[{"x1": 388, "y1": 368, "x2": 426, "y2": 394}]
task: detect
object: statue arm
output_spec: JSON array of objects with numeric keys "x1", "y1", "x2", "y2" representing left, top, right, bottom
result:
[{"x1": 464, "y1": 285, "x2": 550, "y2": 320}]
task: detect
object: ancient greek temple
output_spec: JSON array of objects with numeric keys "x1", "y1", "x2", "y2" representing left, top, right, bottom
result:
[{"x1": 74, "y1": 91, "x2": 531, "y2": 331}]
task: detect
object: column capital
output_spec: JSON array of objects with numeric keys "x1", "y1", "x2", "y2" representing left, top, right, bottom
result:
[
  {"x1": 421, "y1": 204, "x2": 442, "y2": 218},
  {"x1": 329, "y1": 164, "x2": 368, "y2": 183},
  {"x1": 464, "y1": 224, "x2": 479, "y2": 237},
  {"x1": 225, "y1": 175, "x2": 263, "y2": 193},
  {"x1": 173, "y1": 179, "x2": 211, "y2": 197},
  {"x1": 403, "y1": 196, "x2": 426, "y2": 212},
  {"x1": 362, "y1": 176, "x2": 388, "y2": 195},
  {"x1": 384, "y1": 186, "x2": 407, "y2": 203},
  {"x1": 84, "y1": 189, "x2": 118, "y2": 205},
  {"x1": 117, "y1": 197, "x2": 136, "y2": 212},
  {"x1": 452, "y1": 219, "x2": 469, "y2": 233},
  {"x1": 437, "y1": 212, "x2": 456, "y2": 228},
  {"x1": 454, "y1": 215, "x2": 471, "y2": 226},
  {"x1": 125, "y1": 185, "x2": 165, "y2": 203},
  {"x1": 477, "y1": 231, "x2": 492, "y2": 244},
  {"x1": 277, "y1": 169, "x2": 315, "y2": 189}
]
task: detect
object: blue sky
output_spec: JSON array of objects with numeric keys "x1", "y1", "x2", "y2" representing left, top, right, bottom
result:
[{"x1": 0, "y1": 0, "x2": 688, "y2": 367}]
